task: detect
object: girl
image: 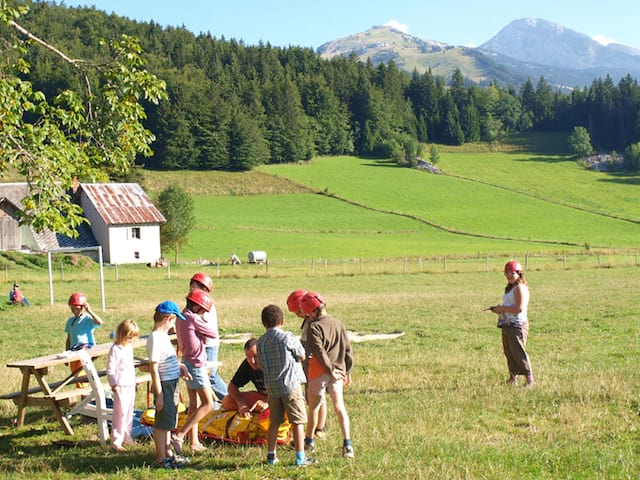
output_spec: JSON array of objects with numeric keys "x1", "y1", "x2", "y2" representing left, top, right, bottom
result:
[
  {"x1": 490, "y1": 260, "x2": 535, "y2": 387},
  {"x1": 107, "y1": 319, "x2": 140, "y2": 451}
]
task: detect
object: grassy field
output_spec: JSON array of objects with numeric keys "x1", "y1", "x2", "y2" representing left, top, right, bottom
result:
[
  {"x1": 0, "y1": 266, "x2": 638, "y2": 479},
  {"x1": 0, "y1": 134, "x2": 639, "y2": 478},
  {"x1": 260, "y1": 156, "x2": 639, "y2": 250}
]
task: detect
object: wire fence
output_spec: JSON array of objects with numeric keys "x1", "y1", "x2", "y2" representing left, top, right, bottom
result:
[{"x1": 2, "y1": 250, "x2": 639, "y2": 286}]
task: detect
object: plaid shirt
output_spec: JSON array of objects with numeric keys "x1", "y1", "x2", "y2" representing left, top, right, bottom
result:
[{"x1": 257, "y1": 327, "x2": 306, "y2": 397}]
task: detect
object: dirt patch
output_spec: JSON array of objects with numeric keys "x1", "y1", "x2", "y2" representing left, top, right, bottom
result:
[{"x1": 220, "y1": 331, "x2": 405, "y2": 344}]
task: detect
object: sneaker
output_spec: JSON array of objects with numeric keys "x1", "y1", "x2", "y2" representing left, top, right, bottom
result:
[
  {"x1": 314, "y1": 428, "x2": 327, "y2": 440},
  {"x1": 304, "y1": 439, "x2": 315, "y2": 453},
  {"x1": 266, "y1": 454, "x2": 279, "y2": 465},
  {"x1": 342, "y1": 445, "x2": 355, "y2": 459},
  {"x1": 158, "y1": 457, "x2": 185, "y2": 469},
  {"x1": 172, "y1": 454, "x2": 191, "y2": 465},
  {"x1": 296, "y1": 457, "x2": 315, "y2": 467}
]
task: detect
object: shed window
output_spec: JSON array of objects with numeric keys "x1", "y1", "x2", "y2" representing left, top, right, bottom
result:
[
  {"x1": 134, "y1": 251, "x2": 140, "y2": 259},
  {"x1": 131, "y1": 227, "x2": 141, "y2": 239}
]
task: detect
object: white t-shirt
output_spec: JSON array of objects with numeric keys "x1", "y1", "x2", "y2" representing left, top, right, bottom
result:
[{"x1": 147, "y1": 330, "x2": 180, "y2": 381}]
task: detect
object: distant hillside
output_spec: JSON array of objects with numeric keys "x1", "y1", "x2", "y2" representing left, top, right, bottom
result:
[{"x1": 318, "y1": 20, "x2": 640, "y2": 89}]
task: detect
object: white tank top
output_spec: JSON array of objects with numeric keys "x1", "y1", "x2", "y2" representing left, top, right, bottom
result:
[{"x1": 498, "y1": 285, "x2": 528, "y2": 327}]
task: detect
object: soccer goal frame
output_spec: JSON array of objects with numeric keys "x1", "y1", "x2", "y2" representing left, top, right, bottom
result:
[{"x1": 47, "y1": 246, "x2": 106, "y2": 311}]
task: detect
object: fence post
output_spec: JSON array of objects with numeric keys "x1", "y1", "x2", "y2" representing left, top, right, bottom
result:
[
  {"x1": 114, "y1": 264, "x2": 118, "y2": 281},
  {"x1": 443, "y1": 256, "x2": 447, "y2": 272},
  {"x1": 418, "y1": 257, "x2": 423, "y2": 270}
]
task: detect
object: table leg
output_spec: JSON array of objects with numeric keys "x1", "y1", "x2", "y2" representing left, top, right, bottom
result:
[
  {"x1": 33, "y1": 371, "x2": 75, "y2": 435},
  {"x1": 15, "y1": 368, "x2": 31, "y2": 427}
]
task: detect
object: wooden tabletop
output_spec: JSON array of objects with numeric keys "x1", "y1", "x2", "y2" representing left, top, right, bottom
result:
[{"x1": 6, "y1": 335, "x2": 151, "y2": 370}]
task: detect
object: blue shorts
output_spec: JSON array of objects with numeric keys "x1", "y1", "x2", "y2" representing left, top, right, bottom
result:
[
  {"x1": 155, "y1": 379, "x2": 179, "y2": 430},
  {"x1": 183, "y1": 358, "x2": 211, "y2": 390}
]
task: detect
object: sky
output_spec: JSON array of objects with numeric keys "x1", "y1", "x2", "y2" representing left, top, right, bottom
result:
[{"x1": 60, "y1": 0, "x2": 640, "y2": 50}]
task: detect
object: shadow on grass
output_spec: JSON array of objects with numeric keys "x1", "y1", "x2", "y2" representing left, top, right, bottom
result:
[{"x1": 596, "y1": 173, "x2": 640, "y2": 186}]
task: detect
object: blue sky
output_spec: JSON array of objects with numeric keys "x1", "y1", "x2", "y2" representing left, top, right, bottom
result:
[{"x1": 61, "y1": 0, "x2": 640, "y2": 49}]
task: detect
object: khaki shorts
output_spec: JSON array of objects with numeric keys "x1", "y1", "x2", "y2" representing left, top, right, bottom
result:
[
  {"x1": 268, "y1": 386, "x2": 307, "y2": 426},
  {"x1": 308, "y1": 373, "x2": 343, "y2": 397}
]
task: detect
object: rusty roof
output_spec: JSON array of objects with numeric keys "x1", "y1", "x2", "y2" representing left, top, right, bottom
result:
[{"x1": 80, "y1": 183, "x2": 166, "y2": 225}]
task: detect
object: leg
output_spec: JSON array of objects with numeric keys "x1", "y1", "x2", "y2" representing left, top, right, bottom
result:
[
  {"x1": 153, "y1": 428, "x2": 169, "y2": 462},
  {"x1": 111, "y1": 393, "x2": 125, "y2": 449},
  {"x1": 206, "y1": 344, "x2": 228, "y2": 401},
  {"x1": 305, "y1": 392, "x2": 323, "y2": 440},
  {"x1": 328, "y1": 384, "x2": 350, "y2": 441}
]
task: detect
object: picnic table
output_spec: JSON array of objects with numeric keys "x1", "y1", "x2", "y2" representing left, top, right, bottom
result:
[{"x1": 1, "y1": 336, "x2": 155, "y2": 439}]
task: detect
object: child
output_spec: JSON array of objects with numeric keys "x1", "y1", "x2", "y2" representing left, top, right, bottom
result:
[
  {"x1": 65, "y1": 292, "x2": 103, "y2": 384},
  {"x1": 257, "y1": 304, "x2": 312, "y2": 467},
  {"x1": 287, "y1": 289, "x2": 327, "y2": 441},
  {"x1": 147, "y1": 301, "x2": 190, "y2": 469},
  {"x1": 9, "y1": 283, "x2": 30, "y2": 306},
  {"x1": 299, "y1": 292, "x2": 354, "y2": 459},
  {"x1": 171, "y1": 289, "x2": 217, "y2": 454},
  {"x1": 107, "y1": 319, "x2": 140, "y2": 451},
  {"x1": 189, "y1": 273, "x2": 227, "y2": 403}
]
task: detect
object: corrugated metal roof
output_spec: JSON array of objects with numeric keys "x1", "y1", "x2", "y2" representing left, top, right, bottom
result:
[{"x1": 80, "y1": 183, "x2": 166, "y2": 226}]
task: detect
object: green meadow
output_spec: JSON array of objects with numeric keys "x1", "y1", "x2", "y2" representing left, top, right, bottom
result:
[
  {"x1": 164, "y1": 134, "x2": 638, "y2": 262},
  {"x1": 0, "y1": 134, "x2": 639, "y2": 478},
  {"x1": 0, "y1": 266, "x2": 638, "y2": 479}
]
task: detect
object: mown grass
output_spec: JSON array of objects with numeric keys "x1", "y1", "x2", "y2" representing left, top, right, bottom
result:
[
  {"x1": 260, "y1": 156, "x2": 639, "y2": 250},
  {"x1": 0, "y1": 266, "x2": 638, "y2": 479},
  {"x1": 183, "y1": 193, "x2": 566, "y2": 262}
]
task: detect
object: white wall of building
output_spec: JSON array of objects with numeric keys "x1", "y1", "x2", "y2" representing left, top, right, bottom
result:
[{"x1": 107, "y1": 225, "x2": 161, "y2": 264}]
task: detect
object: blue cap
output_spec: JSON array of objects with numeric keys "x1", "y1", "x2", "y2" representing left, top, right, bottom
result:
[{"x1": 156, "y1": 301, "x2": 186, "y2": 320}]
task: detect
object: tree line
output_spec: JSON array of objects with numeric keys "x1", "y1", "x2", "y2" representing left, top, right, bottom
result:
[{"x1": 15, "y1": 2, "x2": 640, "y2": 171}]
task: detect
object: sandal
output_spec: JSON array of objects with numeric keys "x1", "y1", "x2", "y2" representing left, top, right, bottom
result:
[
  {"x1": 170, "y1": 434, "x2": 184, "y2": 455},
  {"x1": 190, "y1": 443, "x2": 208, "y2": 453}
]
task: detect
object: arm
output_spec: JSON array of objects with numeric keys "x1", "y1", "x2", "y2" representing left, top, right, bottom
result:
[
  {"x1": 106, "y1": 344, "x2": 120, "y2": 392},
  {"x1": 85, "y1": 303, "x2": 104, "y2": 326},
  {"x1": 194, "y1": 315, "x2": 217, "y2": 340},
  {"x1": 149, "y1": 362, "x2": 164, "y2": 412},
  {"x1": 492, "y1": 285, "x2": 529, "y2": 314}
]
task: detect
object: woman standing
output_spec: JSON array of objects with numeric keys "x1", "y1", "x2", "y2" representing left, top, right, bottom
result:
[{"x1": 490, "y1": 260, "x2": 535, "y2": 387}]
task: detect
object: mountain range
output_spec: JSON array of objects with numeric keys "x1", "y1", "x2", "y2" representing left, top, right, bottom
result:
[{"x1": 317, "y1": 18, "x2": 640, "y2": 90}]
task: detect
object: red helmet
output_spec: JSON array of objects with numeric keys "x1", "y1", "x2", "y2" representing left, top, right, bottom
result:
[
  {"x1": 186, "y1": 289, "x2": 213, "y2": 312},
  {"x1": 68, "y1": 292, "x2": 87, "y2": 306},
  {"x1": 504, "y1": 260, "x2": 523, "y2": 273},
  {"x1": 286, "y1": 289, "x2": 308, "y2": 313},
  {"x1": 191, "y1": 272, "x2": 213, "y2": 292},
  {"x1": 300, "y1": 292, "x2": 325, "y2": 315}
]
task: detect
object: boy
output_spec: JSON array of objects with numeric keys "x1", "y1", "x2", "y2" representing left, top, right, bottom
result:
[
  {"x1": 147, "y1": 301, "x2": 190, "y2": 469},
  {"x1": 65, "y1": 292, "x2": 103, "y2": 385},
  {"x1": 257, "y1": 304, "x2": 312, "y2": 467},
  {"x1": 299, "y1": 292, "x2": 354, "y2": 459}
]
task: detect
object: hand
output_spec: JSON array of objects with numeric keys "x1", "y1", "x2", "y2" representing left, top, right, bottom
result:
[
  {"x1": 331, "y1": 368, "x2": 346, "y2": 382},
  {"x1": 343, "y1": 372, "x2": 352, "y2": 386},
  {"x1": 179, "y1": 364, "x2": 192, "y2": 381},
  {"x1": 155, "y1": 395, "x2": 164, "y2": 412},
  {"x1": 237, "y1": 401, "x2": 253, "y2": 418}
]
